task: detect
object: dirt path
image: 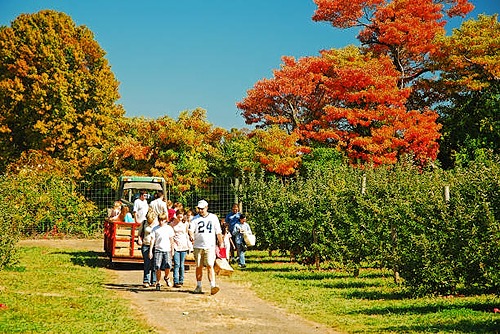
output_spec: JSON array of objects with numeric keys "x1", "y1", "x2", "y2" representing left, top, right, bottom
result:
[{"x1": 19, "y1": 239, "x2": 341, "y2": 334}]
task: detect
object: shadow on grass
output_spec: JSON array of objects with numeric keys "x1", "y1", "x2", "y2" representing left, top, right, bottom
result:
[
  {"x1": 342, "y1": 288, "x2": 411, "y2": 300},
  {"x1": 382, "y1": 318, "x2": 500, "y2": 333},
  {"x1": 54, "y1": 250, "x2": 112, "y2": 268},
  {"x1": 244, "y1": 266, "x2": 297, "y2": 273},
  {"x1": 350, "y1": 300, "x2": 500, "y2": 316}
]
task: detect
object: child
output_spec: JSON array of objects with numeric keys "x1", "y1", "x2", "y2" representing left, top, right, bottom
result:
[
  {"x1": 149, "y1": 213, "x2": 175, "y2": 290},
  {"x1": 232, "y1": 214, "x2": 252, "y2": 268},
  {"x1": 118, "y1": 206, "x2": 134, "y2": 223},
  {"x1": 108, "y1": 201, "x2": 122, "y2": 221}
]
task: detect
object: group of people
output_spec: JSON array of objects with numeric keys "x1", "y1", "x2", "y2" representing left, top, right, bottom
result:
[
  {"x1": 223, "y1": 203, "x2": 252, "y2": 269},
  {"x1": 110, "y1": 190, "x2": 252, "y2": 296}
]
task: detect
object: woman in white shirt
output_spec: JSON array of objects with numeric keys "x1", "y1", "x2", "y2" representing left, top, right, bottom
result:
[{"x1": 170, "y1": 209, "x2": 190, "y2": 288}]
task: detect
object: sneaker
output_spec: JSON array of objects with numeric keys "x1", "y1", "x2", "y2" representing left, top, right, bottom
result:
[
  {"x1": 143, "y1": 282, "x2": 150, "y2": 288},
  {"x1": 173, "y1": 283, "x2": 182, "y2": 288},
  {"x1": 193, "y1": 286, "x2": 203, "y2": 294},
  {"x1": 165, "y1": 277, "x2": 172, "y2": 287},
  {"x1": 155, "y1": 283, "x2": 161, "y2": 291},
  {"x1": 210, "y1": 286, "x2": 220, "y2": 295}
]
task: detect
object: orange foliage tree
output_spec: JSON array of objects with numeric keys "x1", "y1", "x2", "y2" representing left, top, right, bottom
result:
[
  {"x1": 0, "y1": 10, "x2": 123, "y2": 175},
  {"x1": 238, "y1": 47, "x2": 441, "y2": 166},
  {"x1": 252, "y1": 127, "x2": 310, "y2": 176},
  {"x1": 106, "y1": 108, "x2": 227, "y2": 191},
  {"x1": 312, "y1": 0, "x2": 474, "y2": 87}
]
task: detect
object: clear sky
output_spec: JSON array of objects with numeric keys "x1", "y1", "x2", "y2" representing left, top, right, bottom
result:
[{"x1": 0, "y1": 1, "x2": 498, "y2": 130}]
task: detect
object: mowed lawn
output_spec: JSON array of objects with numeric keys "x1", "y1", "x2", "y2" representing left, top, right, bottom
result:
[
  {"x1": 1, "y1": 244, "x2": 499, "y2": 333},
  {"x1": 0, "y1": 245, "x2": 153, "y2": 333},
  {"x1": 230, "y1": 251, "x2": 500, "y2": 333}
]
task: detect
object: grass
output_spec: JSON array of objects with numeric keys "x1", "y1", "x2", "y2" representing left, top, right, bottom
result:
[
  {"x1": 1, "y1": 245, "x2": 499, "y2": 333},
  {"x1": 231, "y1": 250, "x2": 500, "y2": 333},
  {"x1": 0, "y1": 246, "x2": 153, "y2": 334}
]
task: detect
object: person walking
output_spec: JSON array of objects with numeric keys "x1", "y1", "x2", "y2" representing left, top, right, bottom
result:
[
  {"x1": 137, "y1": 213, "x2": 158, "y2": 287},
  {"x1": 225, "y1": 203, "x2": 241, "y2": 261},
  {"x1": 149, "y1": 213, "x2": 175, "y2": 291},
  {"x1": 133, "y1": 191, "x2": 149, "y2": 224},
  {"x1": 149, "y1": 191, "x2": 168, "y2": 223},
  {"x1": 233, "y1": 214, "x2": 252, "y2": 268},
  {"x1": 188, "y1": 200, "x2": 224, "y2": 295},
  {"x1": 170, "y1": 209, "x2": 190, "y2": 288}
]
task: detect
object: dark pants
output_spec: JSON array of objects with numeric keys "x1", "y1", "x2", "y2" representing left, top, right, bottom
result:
[{"x1": 141, "y1": 245, "x2": 156, "y2": 284}]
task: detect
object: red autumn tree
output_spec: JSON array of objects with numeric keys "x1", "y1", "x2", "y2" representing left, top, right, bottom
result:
[
  {"x1": 312, "y1": 0, "x2": 474, "y2": 87},
  {"x1": 238, "y1": 46, "x2": 441, "y2": 166}
]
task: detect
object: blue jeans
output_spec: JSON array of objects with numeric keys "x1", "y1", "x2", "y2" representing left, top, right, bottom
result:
[
  {"x1": 173, "y1": 250, "x2": 187, "y2": 285},
  {"x1": 237, "y1": 243, "x2": 246, "y2": 265},
  {"x1": 141, "y1": 245, "x2": 156, "y2": 284}
]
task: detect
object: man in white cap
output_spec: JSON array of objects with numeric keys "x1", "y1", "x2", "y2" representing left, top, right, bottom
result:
[{"x1": 188, "y1": 199, "x2": 224, "y2": 295}]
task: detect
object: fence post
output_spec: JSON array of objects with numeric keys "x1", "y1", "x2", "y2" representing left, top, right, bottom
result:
[
  {"x1": 235, "y1": 177, "x2": 244, "y2": 213},
  {"x1": 361, "y1": 174, "x2": 367, "y2": 195},
  {"x1": 443, "y1": 185, "x2": 450, "y2": 202}
]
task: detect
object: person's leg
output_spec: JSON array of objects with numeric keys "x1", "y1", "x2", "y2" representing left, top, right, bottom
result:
[
  {"x1": 156, "y1": 269, "x2": 162, "y2": 284},
  {"x1": 207, "y1": 265, "x2": 215, "y2": 285},
  {"x1": 164, "y1": 251, "x2": 172, "y2": 286},
  {"x1": 150, "y1": 257, "x2": 157, "y2": 285},
  {"x1": 141, "y1": 245, "x2": 151, "y2": 285},
  {"x1": 193, "y1": 248, "x2": 203, "y2": 293},
  {"x1": 237, "y1": 243, "x2": 246, "y2": 267},
  {"x1": 240, "y1": 249, "x2": 246, "y2": 266},
  {"x1": 195, "y1": 266, "x2": 203, "y2": 282},
  {"x1": 232, "y1": 236, "x2": 238, "y2": 261},
  {"x1": 173, "y1": 251, "x2": 180, "y2": 285},
  {"x1": 179, "y1": 251, "x2": 186, "y2": 285},
  {"x1": 154, "y1": 250, "x2": 163, "y2": 290},
  {"x1": 206, "y1": 248, "x2": 219, "y2": 295}
]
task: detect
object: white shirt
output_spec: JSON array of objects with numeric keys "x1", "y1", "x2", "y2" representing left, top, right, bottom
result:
[
  {"x1": 141, "y1": 221, "x2": 158, "y2": 246},
  {"x1": 151, "y1": 224, "x2": 174, "y2": 252},
  {"x1": 189, "y1": 212, "x2": 221, "y2": 249},
  {"x1": 172, "y1": 221, "x2": 190, "y2": 251},
  {"x1": 149, "y1": 197, "x2": 167, "y2": 217},
  {"x1": 133, "y1": 198, "x2": 149, "y2": 223}
]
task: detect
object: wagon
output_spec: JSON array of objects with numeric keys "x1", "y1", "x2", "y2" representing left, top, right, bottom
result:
[{"x1": 103, "y1": 176, "x2": 166, "y2": 264}]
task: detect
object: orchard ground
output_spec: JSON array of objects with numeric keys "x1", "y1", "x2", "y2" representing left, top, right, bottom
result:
[{"x1": 19, "y1": 239, "x2": 341, "y2": 334}]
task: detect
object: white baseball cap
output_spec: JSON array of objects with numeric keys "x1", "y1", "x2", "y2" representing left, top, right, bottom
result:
[{"x1": 197, "y1": 200, "x2": 208, "y2": 209}]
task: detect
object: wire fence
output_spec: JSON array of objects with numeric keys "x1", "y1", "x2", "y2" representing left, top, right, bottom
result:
[{"x1": 77, "y1": 177, "x2": 243, "y2": 230}]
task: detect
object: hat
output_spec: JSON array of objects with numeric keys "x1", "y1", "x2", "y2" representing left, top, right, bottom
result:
[{"x1": 197, "y1": 200, "x2": 208, "y2": 209}]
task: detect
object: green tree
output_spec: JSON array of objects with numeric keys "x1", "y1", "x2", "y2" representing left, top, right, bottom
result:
[
  {"x1": 215, "y1": 128, "x2": 260, "y2": 178},
  {"x1": 0, "y1": 10, "x2": 123, "y2": 174},
  {"x1": 430, "y1": 15, "x2": 500, "y2": 167}
]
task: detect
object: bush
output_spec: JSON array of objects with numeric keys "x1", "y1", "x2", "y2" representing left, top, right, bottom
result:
[
  {"x1": 0, "y1": 176, "x2": 23, "y2": 269},
  {"x1": 242, "y1": 156, "x2": 500, "y2": 295},
  {"x1": 1, "y1": 170, "x2": 100, "y2": 236}
]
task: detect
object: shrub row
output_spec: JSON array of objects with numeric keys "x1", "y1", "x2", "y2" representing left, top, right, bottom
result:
[
  {"x1": 242, "y1": 158, "x2": 500, "y2": 295},
  {"x1": 0, "y1": 170, "x2": 100, "y2": 269}
]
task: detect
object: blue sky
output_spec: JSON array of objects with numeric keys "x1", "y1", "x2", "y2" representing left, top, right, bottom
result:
[{"x1": 0, "y1": 1, "x2": 498, "y2": 130}]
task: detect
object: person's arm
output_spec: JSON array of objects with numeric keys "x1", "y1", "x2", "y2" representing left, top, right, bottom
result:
[
  {"x1": 188, "y1": 221, "x2": 195, "y2": 242},
  {"x1": 170, "y1": 236, "x2": 175, "y2": 257},
  {"x1": 148, "y1": 233, "x2": 155, "y2": 259},
  {"x1": 217, "y1": 233, "x2": 224, "y2": 247},
  {"x1": 137, "y1": 223, "x2": 144, "y2": 246}
]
